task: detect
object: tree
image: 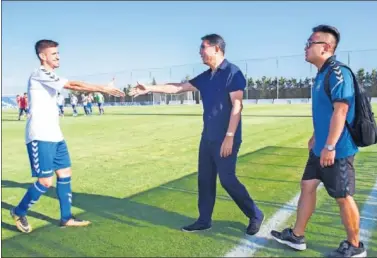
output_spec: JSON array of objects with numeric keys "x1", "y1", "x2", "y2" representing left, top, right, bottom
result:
[
  {"x1": 357, "y1": 68, "x2": 365, "y2": 85},
  {"x1": 278, "y1": 77, "x2": 286, "y2": 89},
  {"x1": 364, "y1": 72, "x2": 372, "y2": 87},
  {"x1": 371, "y1": 69, "x2": 377, "y2": 82},
  {"x1": 247, "y1": 77, "x2": 255, "y2": 88},
  {"x1": 255, "y1": 79, "x2": 263, "y2": 90},
  {"x1": 181, "y1": 75, "x2": 191, "y2": 83},
  {"x1": 243, "y1": 68, "x2": 376, "y2": 100},
  {"x1": 123, "y1": 84, "x2": 132, "y2": 94},
  {"x1": 370, "y1": 69, "x2": 377, "y2": 97},
  {"x1": 371, "y1": 69, "x2": 377, "y2": 87},
  {"x1": 303, "y1": 77, "x2": 311, "y2": 88},
  {"x1": 291, "y1": 78, "x2": 298, "y2": 88},
  {"x1": 297, "y1": 79, "x2": 304, "y2": 88}
]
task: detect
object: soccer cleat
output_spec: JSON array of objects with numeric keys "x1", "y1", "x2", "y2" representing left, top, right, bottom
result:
[
  {"x1": 271, "y1": 228, "x2": 307, "y2": 251},
  {"x1": 181, "y1": 221, "x2": 212, "y2": 232},
  {"x1": 246, "y1": 213, "x2": 265, "y2": 236},
  {"x1": 327, "y1": 240, "x2": 367, "y2": 258},
  {"x1": 60, "y1": 216, "x2": 91, "y2": 227},
  {"x1": 10, "y1": 208, "x2": 32, "y2": 233}
]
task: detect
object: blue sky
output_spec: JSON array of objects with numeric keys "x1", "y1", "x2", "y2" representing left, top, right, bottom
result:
[{"x1": 2, "y1": 1, "x2": 377, "y2": 95}]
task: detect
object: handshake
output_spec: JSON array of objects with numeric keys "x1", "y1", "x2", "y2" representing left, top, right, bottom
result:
[
  {"x1": 128, "y1": 82, "x2": 150, "y2": 97},
  {"x1": 100, "y1": 84, "x2": 125, "y2": 97}
]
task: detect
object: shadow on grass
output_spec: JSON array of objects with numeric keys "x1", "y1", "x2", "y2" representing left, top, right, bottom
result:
[
  {"x1": 110, "y1": 112, "x2": 313, "y2": 118},
  {"x1": 2, "y1": 146, "x2": 376, "y2": 257}
]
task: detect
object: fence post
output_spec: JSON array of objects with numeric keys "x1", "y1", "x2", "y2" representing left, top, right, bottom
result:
[
  {"x1": 348, "y1": 51, "x2": 351, "y2": 66},
  {"x1": 276, "y1": 58, "x2": 279, "y2": 100},
  {"x1": 245, "y1": 62, "x2": 249, "y2": 99}
]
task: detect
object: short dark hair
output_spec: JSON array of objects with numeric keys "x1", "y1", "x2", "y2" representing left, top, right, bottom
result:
[
  {"x1": 312, "y1": 25, "x2": 340, "y2": 51},
  {"x1": 201, "y1": 34, "x2": 226, "y2": 54},
  {"x1": 35, "y1": 39, "x2": 59, "y2": 58}
]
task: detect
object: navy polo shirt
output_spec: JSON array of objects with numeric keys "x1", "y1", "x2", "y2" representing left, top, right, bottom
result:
[
  {"x1": 189, "y1": 59, "x2": 246, "y2": 143},
  {"x1": 312, "y1": 55, "x2": 358, "y2": 158}
]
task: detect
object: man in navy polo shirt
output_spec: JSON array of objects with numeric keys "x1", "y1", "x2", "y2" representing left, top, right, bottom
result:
[
  {"x1": 129, "y1": 34, "x2": 264, "y2": 235},
  {"x1": 271, "y1": 25, "x2": 366, "y2": 258}
]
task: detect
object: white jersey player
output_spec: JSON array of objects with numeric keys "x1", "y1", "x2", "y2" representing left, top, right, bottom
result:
[
  {"x1": 10, "y1": 39, "x2": 124, "y2": 233},
  {"x1": 70, "y1": 94, "x2": 78, "y2": 116}
]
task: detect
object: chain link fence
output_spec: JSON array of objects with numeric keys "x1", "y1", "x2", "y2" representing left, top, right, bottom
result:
[{"x1": 67, "y1": 49, "x2": 377, "y2": 105}]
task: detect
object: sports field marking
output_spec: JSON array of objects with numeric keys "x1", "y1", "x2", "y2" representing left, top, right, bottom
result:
[
  {"x1": 159, "y1": 185, "x2": 377, "y2": 222},
  {"x1": 223, "y1": 186, "x2": 324, "y2": 257},
  {"x1": 359, "y1": 177, "x2": 377, "y2": 249},
  {"x1": 224, "y1": 178, "x2": 377, "y2": 257}
]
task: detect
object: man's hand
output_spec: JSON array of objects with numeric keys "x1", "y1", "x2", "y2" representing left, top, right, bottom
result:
[
  {"x1": 220, "y1": 136, "x2": 234, "y2": 158},
  {"x1": 320, "y1": 148, "x2": 336, "y2": 168},
  {"x1": 102, "y1": 86, "x2": 125, "y2": 97},
  {"x1": 308, "y1": 135, "x2": 315, "y2": 151},
  {"x1": 128, "y1": 82, "x2": 150, "y2": 97}
]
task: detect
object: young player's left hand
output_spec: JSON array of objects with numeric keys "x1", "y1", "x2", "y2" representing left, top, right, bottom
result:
[{"x1": 103, "y1": 86, "x2": 125, "y2": 97}]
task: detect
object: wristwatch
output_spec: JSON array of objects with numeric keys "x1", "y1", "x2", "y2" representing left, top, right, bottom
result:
[
  {"x1": 226, "y1": 132, "x2": 234, "y2": 137},
  {"x1": 324, "y1": 144, "x2": 335, "y2": 151}
]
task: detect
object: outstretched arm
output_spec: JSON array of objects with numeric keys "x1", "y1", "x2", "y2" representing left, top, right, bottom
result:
[
  {"x1": 35, "y1": 69, "x2": 125, "y2": 98},
  {"x1": 64, "y1": 81, "x2": 124, "y2": 97},
  {"x1": 128, "y1": 82, "x2": 197, "y2": 97}
]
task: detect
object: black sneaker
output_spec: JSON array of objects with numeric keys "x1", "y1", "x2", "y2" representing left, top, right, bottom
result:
[
  {"x1": 246, "y1": 213, "x2": 265, "y2": 236},
  {"x1": 271, "y1": 228, "x2": 307, "y2": 251},
  {"x1": 327, "y1": 240, "x2": 367, "y2": 258},
  {"x1": 181, "y1": 221, "x2": 211, "y2": 232},
  {"x1": 10, "y1": 208, "x2": 32, "y2": 233}
]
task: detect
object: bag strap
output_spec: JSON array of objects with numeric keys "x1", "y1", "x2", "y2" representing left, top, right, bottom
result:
[{"x1": 323, "y1": 61, "x2": 358, "y2": 132}]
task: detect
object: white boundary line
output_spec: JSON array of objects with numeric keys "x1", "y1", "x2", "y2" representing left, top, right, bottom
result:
[
  {"x1": 359, "y1": 178, "x2": 377, "y2": 249},
  {"x1": 159, "y1": 185, "x2": 377, "y2": 222},
  {"x1": 160, "y1": 181, "x2": 377, "y2": 256},
  {"x1": 225, "y1": 178, "x2": 377, "y2": 257},
  {"x1": 224, "y1": 185, "x2": 323, "y2": 257}
]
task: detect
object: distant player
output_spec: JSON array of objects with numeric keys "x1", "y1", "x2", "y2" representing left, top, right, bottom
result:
[
  {"x1": 23, "y1": 93, "x2": 29, "y2": 117},
  {"x1": 16, "y1": 94, "x2": 21, "y2": 119},
  {"x1": 81, "y1": 94, "x2": 89, "y2": 115},
  {"x1": 87, "y1": 93, "x2": 93, "y2": 114},
  {"x1": 70, "y1": 94, "x2": 78, "y2": 117},
  {"x1": 95, "y1": 92, "x2": 105, "y2": 115},
  {"x1": 10, "y1": 39, "x2": 124, "y2": 233},
  {"x1": 18, "y1": 93, "x2": 28, "y2": 120},
  {"x1": 57, "y1": 93, "x2": 65, "y2": 117}
]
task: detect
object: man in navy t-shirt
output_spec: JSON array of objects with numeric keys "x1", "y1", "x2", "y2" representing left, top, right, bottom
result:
[
  {"x1": 271, "y1": 25, "x2": 366, "y2": 258},
  {"x1": 129, "y1": 34, "x2": 264, "y2": 235}
]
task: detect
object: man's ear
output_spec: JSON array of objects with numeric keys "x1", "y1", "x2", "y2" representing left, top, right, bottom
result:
[
  {"x1": 324, "y1": 43, "x2": 333, "y2": 54},
  {"x1": 215, "y1": 45, "x2": 221, "y2": 54},
  {"x1": 38, "y1": 52, "x2": 45, "y2": 61}
]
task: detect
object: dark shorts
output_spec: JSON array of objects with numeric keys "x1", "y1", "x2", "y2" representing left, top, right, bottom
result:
[
  {"x1": 19, "y1": 108, "x2": 27, "y2": 115},
  {"x1": 302, "y1": 151, "x2": 356, "y2": 199}
]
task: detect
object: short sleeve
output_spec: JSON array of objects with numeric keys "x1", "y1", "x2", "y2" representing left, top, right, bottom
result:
[
  {"x1": 228, "y1": 70, "x2": 246, "y2": 92},
  {"x1": 188, "y1": 70, "x2": 208, "y2": 91},
  {"x1": 329, "y1": 66, "x2": 354, "y2": 105},
  {"x1": 33, "y1": 68, "x2": 68, "y2": 91}
]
